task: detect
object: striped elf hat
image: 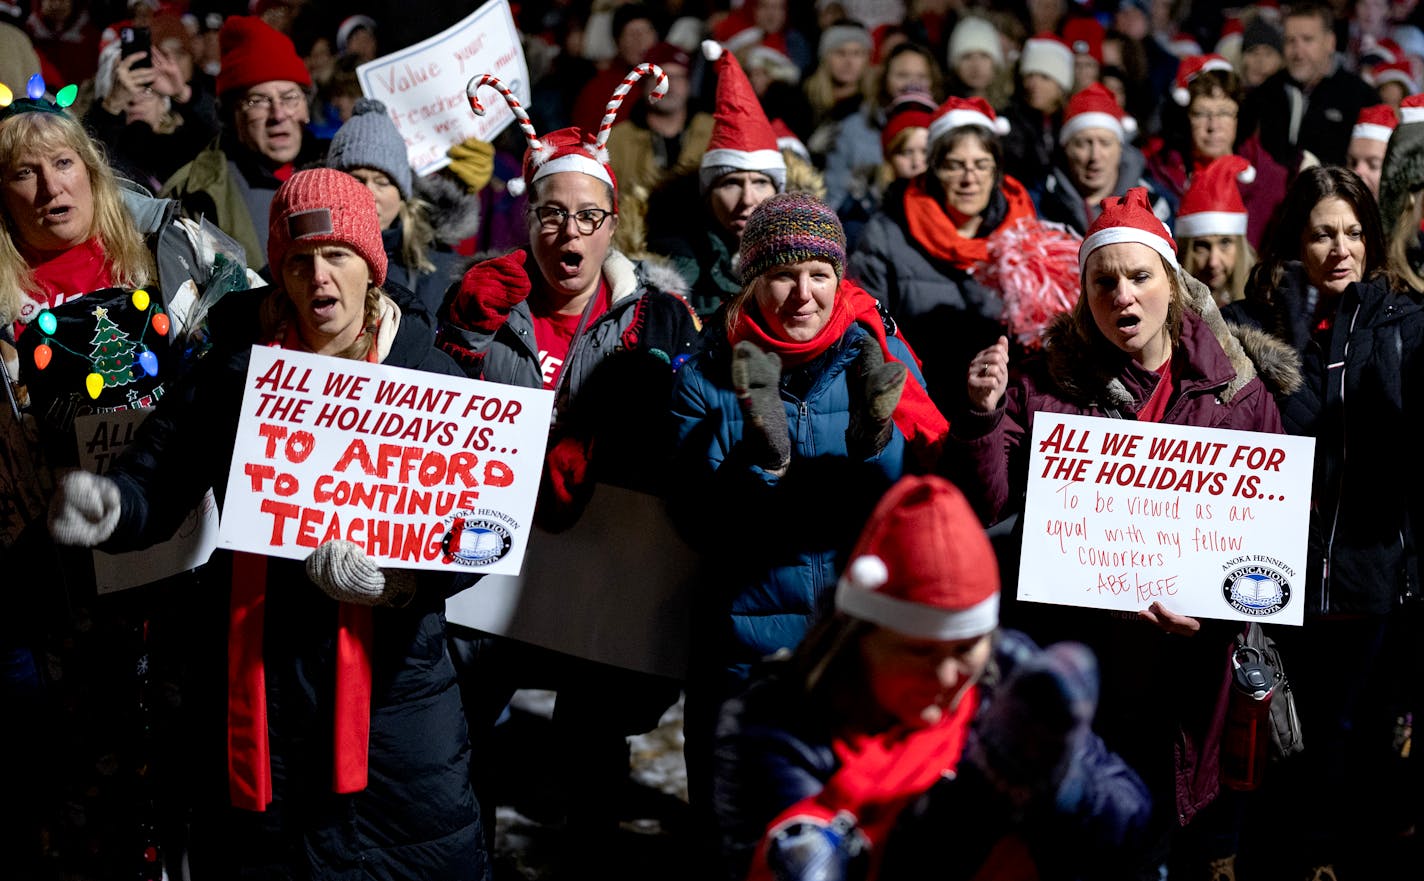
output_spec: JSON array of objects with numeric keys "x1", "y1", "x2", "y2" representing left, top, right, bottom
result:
[{"x1": 465, "y1": 64, "x2": 668, "y2": 202}]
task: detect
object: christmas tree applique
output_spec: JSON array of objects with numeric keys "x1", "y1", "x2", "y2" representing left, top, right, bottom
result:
[{"x1": 88, "y1": 305, "x2": 139, "y2": 391}]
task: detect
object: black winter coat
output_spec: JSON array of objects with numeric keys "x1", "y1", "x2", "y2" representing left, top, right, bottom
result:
[{"x1": 102, "y1": 283, "x2": 487, "y2": 879}]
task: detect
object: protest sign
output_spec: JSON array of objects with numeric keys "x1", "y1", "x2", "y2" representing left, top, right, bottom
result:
[
  {"x1": 357, "y1": 0, "x2": 528, "y2": 176},
  {"x1": 1018, "y1": 412, "x2": 1314, "y2": 625},
  {"x1": 74, "y1": 409, "x2": 219, "y2": 593},
  {"x1": 217, "y1": 347, "x2": 553, "y2": 575}
]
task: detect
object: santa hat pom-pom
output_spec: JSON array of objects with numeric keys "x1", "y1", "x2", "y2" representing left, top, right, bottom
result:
[
  {"x1": 846, "y1": 555, "x2": 889, "y2": 591},
  {"x1": 507, "y1": 176, "x2": 526, "y2": 197},
  {"x1": 1122, "y1": 115, "x2": 1139, "y2": 137},
  {"x1": 1236, "y1": 164, "x2": 1256, "y2": 185},
  {"x1": 1173, "y1": 86, "x2": 1191, "y2": 106},
  {"x1": 702, "y1": 39, "x2": 724, "y2": 61},
  {"x1": 993, "y1": 116, "x2": 1011, "y2": 136}
]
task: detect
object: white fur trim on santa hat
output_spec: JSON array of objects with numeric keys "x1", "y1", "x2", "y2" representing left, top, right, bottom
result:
[
  {"x1": 530, "y1": 152, "x2": 613, "y2": 188},
  {"x1": 928, "y1": 108, "x2": 1010, "y2": 144},
  {"x1": 835, "y1": 555, "x2": 1000, "y2": 641},
  {"x1": 777, "y1": 136, "x2": 811, "y2": 162},
  {"x1": 1402, "y1": 105, "x2": 1424, "y2": 124},
  {"x1": 1374, "y1": 68, "x2": 1420, "y2": 93},
  {"x1": 1176, "y1": 210, "x2": 1248, "y2": 239},
  {"x1": 701, "y1": 147, "x2": 787, "y2": 173},
  {"x1": 1353, "y1": 122, "x2": 1396, "y2": 144},
  {"x1": 1060, "y1": 111, "x2": 1136, "y2": 145},
  {"x1": 1079, "y1": 226, "x2": 1179, "y2": 272}
]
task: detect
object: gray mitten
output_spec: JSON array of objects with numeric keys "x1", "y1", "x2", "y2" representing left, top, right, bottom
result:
[
  {"x1": 730, "y1": 341, "x2": 791, "y2": 473},
  {"x1": 49, "y1": 470, "x2": 122, "y2": 547},
  {"x1": 305, "y1": 540, "x2": 416, "y2": 607},
  {"x1": 845, "y1": 339, "x2": 907, "y2": 460}
]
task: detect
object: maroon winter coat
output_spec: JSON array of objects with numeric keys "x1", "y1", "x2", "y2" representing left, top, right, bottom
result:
[
  {"x1": 945, "y1": 279, "x2": 1301, "y2": 829},
  {"x1": 1146, "y1": 132, "x2": 1292, "y2": 252}
]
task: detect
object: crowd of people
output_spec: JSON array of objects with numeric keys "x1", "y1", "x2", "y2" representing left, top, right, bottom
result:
[{"x1": 3, "y1": 0, "x2": 1424, "y2": 880}]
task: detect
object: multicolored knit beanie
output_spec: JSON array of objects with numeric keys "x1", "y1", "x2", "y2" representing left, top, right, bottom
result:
[{"x1": 738, "y1": 192, "x2": 847, "y2": 284}]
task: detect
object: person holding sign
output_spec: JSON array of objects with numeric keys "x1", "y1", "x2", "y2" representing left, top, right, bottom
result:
[
  {"x1": 951, "y1": 187, "x2": 1301, "y2": 877},
  {"x1": 46, "y1": 168, "x2": 488, "y2": 879},
  {"x1": 716, "y1": 475, "x2": 1151, "y2": 881},
  {"x1": 670, "y1": 192, "x2": 949, "y2": 822}
]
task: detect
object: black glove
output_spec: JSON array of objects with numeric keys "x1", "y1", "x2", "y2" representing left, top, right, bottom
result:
[
  {"x1": 730, "y1": 341, "x2": 791, "y2": 474},
  {"x1": 845, "y1": 339, "x2": 907, "y2": 460},
  {"x1": 1271, "y1": 261, "x2": 1316, "y2": 353}
]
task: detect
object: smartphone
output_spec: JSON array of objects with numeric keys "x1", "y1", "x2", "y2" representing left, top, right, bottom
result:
[{"x1": 121, "y1": 27, "x2": 152, "y2": 69}]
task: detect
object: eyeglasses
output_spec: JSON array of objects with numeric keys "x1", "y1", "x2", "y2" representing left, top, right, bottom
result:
[
  {"x1": 531, "y1": 205, "x2": 614, "y2": 235},
  {"x1": 937, "y1": 158, "x2": 996, "y2": 178},
  {"x1": 1188, "y1": 109, "x2": 1237, "y2": 123},
  {"x1": 240, "y1": 91, "x2": 306, "y2": 116}
]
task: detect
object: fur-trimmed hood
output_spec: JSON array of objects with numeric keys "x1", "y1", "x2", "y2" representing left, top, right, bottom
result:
[
  {"x1": 1041, "y1": 270, "x2": 1302, "y2": 410},
  {"x1": 603, "y1": 248, "x2": 691, "y2": 304},
  {"x1": 413, "y1": 173, "x2": 482, "y2": 246}
]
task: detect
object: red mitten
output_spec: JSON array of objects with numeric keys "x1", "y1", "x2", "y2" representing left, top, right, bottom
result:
[
  {"x1": 546, "y1": 434, "x2": 594, "y2": 506},
  {"x1": 448, "y1": 248, "x2": 532, "y2": 333}
]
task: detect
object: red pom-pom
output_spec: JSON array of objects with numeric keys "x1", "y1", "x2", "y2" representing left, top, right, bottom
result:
[{"x1": 975, "y1": 217, "x2": 1083, "y2": 349}]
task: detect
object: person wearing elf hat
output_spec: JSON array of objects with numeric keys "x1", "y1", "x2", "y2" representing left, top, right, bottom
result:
[
  {"x1": 1147, "y1": 55, "x2": 1294, "y2": 251},
  {"x1": 953, "y1": 187, "x2": 1300, "y2": 877},
  {"x1": 644, "y1": 40, "x2": 788, "y2": 319},
  {"x1": 161, "y1": 14, "x2": 320, "y2": 275},
  {"x1": 713, "y1": 475, "x2": 1151, "y2": 881},
  {"x1": 1175, "y1": 155, "x2": 1259, "y2": 306},
  {"x1": 46, "y1": 167, "x2": 488, "y2": 878},
  {"x1": 1000, "y1": 33, "x2": 1073, "y2": 190},
  {"x1": 441, "y1": 68, "x2": 701, "y2": 854},
  {"x1": 669, "y1": 192, "x2": 949, "y2": 828},
  {"x1": 1347, "y1": 102, "x2": 1400, "y2": 196},
  {"x1": 1040, "y1": 82, "x2": 1176, "y2": 237}
]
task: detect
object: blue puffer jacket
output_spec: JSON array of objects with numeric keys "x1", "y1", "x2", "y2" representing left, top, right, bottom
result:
[{"x1": 670, "y1": 320, "x2": 923, "y2": 679}]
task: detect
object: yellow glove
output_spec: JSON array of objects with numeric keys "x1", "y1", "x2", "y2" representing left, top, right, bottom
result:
[{"x1": 447, "y1": 138, "x2": 496, "y2": 192}]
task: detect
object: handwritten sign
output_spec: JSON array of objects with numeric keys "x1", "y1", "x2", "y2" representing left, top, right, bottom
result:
[
  {"x1": 217, "y1": 347, "x2": 553, "y2": 574},
  {"x1": 74, "y1": 409, "x2": 219, "y2": 593},
  {"x1": 1019, "y1": 413, "x2": 1314, "y2": 625},
  {"x1": 357, "y1": 0, "x2": 528, "y2": 176}
]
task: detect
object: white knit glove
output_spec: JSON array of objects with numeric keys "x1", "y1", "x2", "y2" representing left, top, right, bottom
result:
[
  {"x1": 305, "y1": 540, "x2": 416, "y2": 607},
  {"x1": 49, "y1": 471, "x2": 122, "y2": 547}
]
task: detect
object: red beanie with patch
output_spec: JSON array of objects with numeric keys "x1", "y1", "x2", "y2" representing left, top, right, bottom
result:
[{"x1": 267, "y1": 169, "x2": 387, "y2": 284}]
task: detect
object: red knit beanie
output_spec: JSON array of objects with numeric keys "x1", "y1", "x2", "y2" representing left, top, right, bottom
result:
[
  {"x1": 267, "y1": 169, "x2": 387, "y2": 285},
  {"x1": 217, "y1": 15, "x2": 312, "y2": 97}
]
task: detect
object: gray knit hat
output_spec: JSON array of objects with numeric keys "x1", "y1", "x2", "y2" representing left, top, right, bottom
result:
[
  {"x1": 1379, "y1": 100, "x2": 1424, "y2": 237},
  {"x1": 327, "y1": 98, "x2": 412, "y2": 199}
]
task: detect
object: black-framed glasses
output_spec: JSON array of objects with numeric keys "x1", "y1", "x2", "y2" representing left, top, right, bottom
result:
[{"x1": 531, "y1": 205, "x2": 614, "y2": 235}]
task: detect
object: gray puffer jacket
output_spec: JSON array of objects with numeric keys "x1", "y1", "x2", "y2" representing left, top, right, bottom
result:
[{"x1": 1036, "y1": 144, "x2": 1176, "y2": 236}]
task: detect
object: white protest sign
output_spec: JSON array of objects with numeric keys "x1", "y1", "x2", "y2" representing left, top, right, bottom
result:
[
  {"x1": 1018, "y1": 412, "x2": 1314, "y2": 625},
  {"x1": 357, "y1": 0, "x2": 529, "y2": 176},
  {"x1": 74, "y1": 409, "x2": 219, "y2": 593},
  {"x1": 217, "y1": 347, "x2": 553, "y2": 575}
]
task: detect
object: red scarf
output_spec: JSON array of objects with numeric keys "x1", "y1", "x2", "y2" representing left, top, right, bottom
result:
[
  {"x1": 227, "y1": 326, "x2": 380, "y2": 812},
  {"x1": 746, "y1": 688, "x2": 980, "y2": 881},
  {"x1": 901, "y1": 175, "x2": 1038, "y2": 271},
  {"x1": 22, "y1": 237, "x2": 114, "y2": 314},
  {"x1": 726, "y1": 280, "x2": 949, "y2": 461}
]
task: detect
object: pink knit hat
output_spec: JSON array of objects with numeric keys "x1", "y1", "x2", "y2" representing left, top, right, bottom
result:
[{"x1": 267, "y1": 169, "x2": 387, "y2": 284}]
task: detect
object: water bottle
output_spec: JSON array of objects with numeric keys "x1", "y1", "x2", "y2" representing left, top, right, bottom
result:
[{"x1": 1221, "y1": 646, "x2": 1274, "y2": 791}]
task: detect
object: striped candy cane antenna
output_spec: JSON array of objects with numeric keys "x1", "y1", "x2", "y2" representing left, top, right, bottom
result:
[
  {"x1": 466, "y1": 73, "x2": 543, "y2": 157},
  {"x1": 592, "y1": 63, "x2": 667, "y2": 161}
]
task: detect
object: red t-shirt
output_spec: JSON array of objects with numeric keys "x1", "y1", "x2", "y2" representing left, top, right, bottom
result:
[
  {"x1": 15, "y1": 238, "x2": 114, "y2": 331},
  {"x1": 1136, "y1": 356, "x2": 1174, "y2": 423},
  {"x1": 530, "y1": 280, "x2": 609, "y2": 390}
]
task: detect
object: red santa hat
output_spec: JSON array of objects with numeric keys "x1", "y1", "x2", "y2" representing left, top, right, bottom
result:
[
  {"x1": 1367, "y1": 58, "x2": 1421, "y2": 96},
  {"x1": 1401, "y1": 93, "x2": 1424, "y2": 124},
  {"x1": 1061, "y1": 17, "x2": 1104, "y2": 65},
  {"x1": 1060, "y1": 82, "x2": 1137, "y2": 145},
  {"x1": 699, "y1": 40, "x2": 787, "y2": 193},
  {"x1": 835, "y1": 476, "x2": 1000, "y2": 641},
  {"x1": 1080, "y1": 186, "x2": 1179, "y2": 273},
  {"x1": 1353, "y1": 103, "x2": 1400, "y2": 144},
  {"x1": 771, "y1": 119, "x2": 810, "y2": 163},
  {"x1": 1172, "y1": 54, "x2": 1236, "y2": 106},
  {"x1": 465, "y1": 65, "x2": 668, "y2": 202},
  {"x1": 1168, "y1": 31, "x2": 1204, "y2": 59},
  {"x1": 927, "y1": 96, "x2": 1011, "y2": 149},
  {"x1": 1175, "y1": 155, "x2": 1254, "y2": 240}
]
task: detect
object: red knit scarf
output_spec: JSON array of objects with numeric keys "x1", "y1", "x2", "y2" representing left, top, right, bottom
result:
[
  {"x1": 901, "y1": 175, "x2": 1038, "y2": 270},
  {"x1": 726, "y1": 280, "x2": 949, "y2": 461},
  {"x1": 227, "y1": 325, "x2": 380, "y2": 812},
  {"x1": 746, "y1": 687, "x2": 981, "y2": 881}
]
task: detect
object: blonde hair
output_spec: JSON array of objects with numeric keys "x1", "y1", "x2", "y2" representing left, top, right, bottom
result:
[
  {"x1": 875, "y1": 125, "x2": 925, "y2": 191},
  {"x1": 804, "y1": 59, "x2": 872, "y2": 122},
  {"x1": 0, "y1": 112, "x2": 155, "y2": 325},
  {"x1": 1178, "y1": 233, "x2": 1256, "y2": 306},
  {"x1": 1388, "y1": 190, "x2": 1424, "y2": 292},
  {"x1": 396, "y1": 196, "x2": 437, "y2": 276}
]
